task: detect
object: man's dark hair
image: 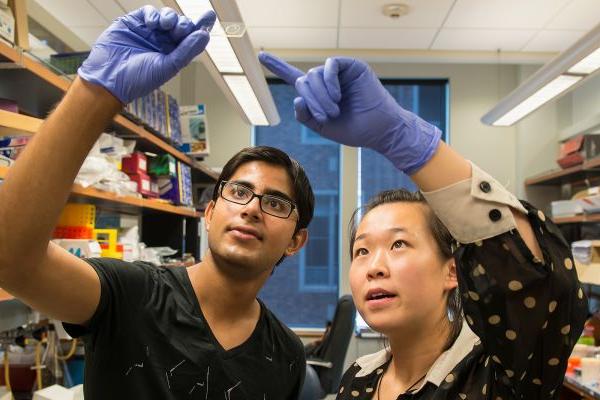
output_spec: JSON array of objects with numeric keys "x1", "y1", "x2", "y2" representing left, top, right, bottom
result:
[
  {"x1": 349, "y1": 189, "x2": 462, "y2": 350},
  {"x1": 212, "y1": 146, "x2": 315, "y2": 233}
]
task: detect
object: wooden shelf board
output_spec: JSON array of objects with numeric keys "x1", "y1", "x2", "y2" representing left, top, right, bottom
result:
[
  {"x1": 525, "y1": 158, "x2": 600, "y2": 186},
  {"x1": 552, "y1": 214, "x2": 600, "y2": 224},
  {"x1": 0, "y1": 288, "x2": 13, "y2": 302},
  {"x1": 0, "y1": 109, "x2": 42, "y2": 136},
  {"x1": 0, "y1": 41, "x2": 215, "y2": 180},
  {"x1": 525, "y1": 165, "x2": 584, "y2": 186},
  {"x1": 0, "y1": 166, "x2": 200, "y2": 217},
  {"x1": 112, "y1": 114, "x2": 194, "y2": 167},
  {"x1": 191, "y1": 159, "x2": 219, "y2": 180},
  {"x1": 563, "y1": 375, "x2": 600, "y2": 399}
]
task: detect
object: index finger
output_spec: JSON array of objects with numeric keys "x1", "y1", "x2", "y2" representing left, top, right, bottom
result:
[{"x1": 258, "y1": 52, "x2": 305, "y2": 86}]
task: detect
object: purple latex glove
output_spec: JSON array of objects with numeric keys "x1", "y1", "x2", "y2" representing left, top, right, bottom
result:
[
  {"x1": 78, "y1": 6, "x2": 216, "y2": 104},
  {"x1": 258, "y1": 52, "x2": 441, "y2": 175}
]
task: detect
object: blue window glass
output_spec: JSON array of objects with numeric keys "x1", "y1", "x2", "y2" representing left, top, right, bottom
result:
[
  {"x1": 355, "y1": 79, "x2": 448, "y2": 336},
  {"x1": 255, "y1": 80, "x2": 340, "y2": 328},
  {"x1": 359, "y1": 80, "x2": 448, "y2": 206}
]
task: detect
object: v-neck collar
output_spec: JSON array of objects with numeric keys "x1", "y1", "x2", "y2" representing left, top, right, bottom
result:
[{"x1": 177, "y1": 266, "x2": 265, "y2": 359}]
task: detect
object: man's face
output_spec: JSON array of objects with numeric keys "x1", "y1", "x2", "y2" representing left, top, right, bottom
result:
[{"x1": 205, "y1": 161, "x2": 307, "y2": 278}]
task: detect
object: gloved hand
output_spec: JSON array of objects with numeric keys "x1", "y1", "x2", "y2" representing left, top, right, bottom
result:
[
  {"x1": 258, "y1": 52, "x2": 441, "y2": 175},
  {"x1": 78, "y1": 6, "x2": 216, "y2": 104}
]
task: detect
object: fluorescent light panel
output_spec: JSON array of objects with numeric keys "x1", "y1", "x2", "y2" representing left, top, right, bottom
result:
[
  {"x1": 493, "y1": 75, "x2": 582, "y2": 126},
  {"x1": 223, "y1": 75, "x2": 269, "y2": 126},
  {"x1": 568, "y1": 47, "x2": 600, "y2": 74},
  {"x1": 175, "y1": 0, "x2": 243, "y2": 73}
]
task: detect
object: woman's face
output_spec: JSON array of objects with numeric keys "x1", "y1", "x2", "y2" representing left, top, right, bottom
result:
[{"x1": 349, "y1": 202, "x2": 457, "y2": 335}]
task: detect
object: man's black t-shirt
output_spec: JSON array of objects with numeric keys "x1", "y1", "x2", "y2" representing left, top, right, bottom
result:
[{"x1": 63, "y1": 258, "x2": 305, "y2": 400}]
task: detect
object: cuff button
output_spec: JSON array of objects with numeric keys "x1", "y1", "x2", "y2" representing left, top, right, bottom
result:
[
  {"x1": 489, "y1": 209, "x2": 502, "y2": 222},
  {"x1": 479, "y1": 181, "x2": 492, "y2": 193}
]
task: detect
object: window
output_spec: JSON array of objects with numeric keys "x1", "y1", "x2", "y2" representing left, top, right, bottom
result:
[
  {"x1": 359, "y1": 80, "x2": 448, "y2": 206},
  {"x1": 254, "y1": 80, "x2": 340, "y2": 328},
  {"x1": 356, "y1": 79, "x2": 448, "y2": 335}
]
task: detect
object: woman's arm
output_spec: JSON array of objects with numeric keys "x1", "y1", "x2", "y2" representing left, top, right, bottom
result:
[
  {"x1": 414, "y1": 141, "x2": 543, "y2": 260},
  {"x1": 259, "y1": 53, "x2": 586, "y2": 398}
]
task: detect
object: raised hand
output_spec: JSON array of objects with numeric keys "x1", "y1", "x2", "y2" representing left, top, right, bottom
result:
[
  {"x1": 78, "y1": 6, "x2": 216, "y2": 104},
  {"x1": 258, "y1": 52, "x2": 441, "y2": 175}
]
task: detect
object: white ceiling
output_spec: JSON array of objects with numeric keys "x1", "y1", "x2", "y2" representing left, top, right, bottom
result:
[{"x1": 32, "y1": 0, "x2": 600, "y2": 59}]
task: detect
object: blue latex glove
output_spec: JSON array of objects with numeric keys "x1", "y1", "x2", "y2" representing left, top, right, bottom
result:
[
  {"x1": 78, "y1": 6, "x2": 216, "y2": 104},
  {"x1": 258, "y1": 52, "x2": 441, "y2": 175}
]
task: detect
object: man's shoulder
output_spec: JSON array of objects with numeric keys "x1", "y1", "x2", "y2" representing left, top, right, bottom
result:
[
  {"x1": 84, "y1": 258, "x2": 180, "y2": 279},
  {"x1": 85, "y1": 257, "x2": 156, "y2": 271},
  {"x1": 260, "y1": 302, "x2": 304, "y2": 351},
  {"x1": 83, "y1": 258, "x2": 185, "y2": 290}
]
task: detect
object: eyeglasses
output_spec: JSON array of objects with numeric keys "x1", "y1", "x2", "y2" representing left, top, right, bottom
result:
[{"x1": 219, "y1": 181, "x2": 297, "y2": 219}]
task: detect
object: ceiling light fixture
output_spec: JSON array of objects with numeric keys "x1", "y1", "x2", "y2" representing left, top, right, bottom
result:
[
  {"x1": 167, "y1": 0, "x2": 279, "y2": 126},
  {"x1": 482, "y1": 22, "x2": 600, "y2": 127}
]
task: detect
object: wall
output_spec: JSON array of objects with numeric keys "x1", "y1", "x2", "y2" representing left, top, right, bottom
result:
[
  {"x1": 571, "y1": 72, "x2": 600, "y2": 125},
  {"x1": 515, "y1": 65, "x2": 564, "y2": 208}
]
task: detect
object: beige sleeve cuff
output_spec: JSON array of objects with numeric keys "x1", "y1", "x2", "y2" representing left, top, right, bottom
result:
[{"x1": 421, "y1": 162, "x2": 528, "y2": 244}]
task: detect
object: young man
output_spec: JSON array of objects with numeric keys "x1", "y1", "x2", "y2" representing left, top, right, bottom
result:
[{"x1": 0, "y1": 7, "x2": 313, "y2": 400}]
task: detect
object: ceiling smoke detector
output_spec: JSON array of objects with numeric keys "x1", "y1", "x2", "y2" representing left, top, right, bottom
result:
[{"x1": 382, "y1": 3, "x2": 410, "y2": 19}]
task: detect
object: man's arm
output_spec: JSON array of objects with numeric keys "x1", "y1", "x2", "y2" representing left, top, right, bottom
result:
[
  {"x1": 0, "y1": 6, "x2": 214, "y2": 325},
  {"x1": 0, "y1": 79, "x2": 119, "y2": 324}
]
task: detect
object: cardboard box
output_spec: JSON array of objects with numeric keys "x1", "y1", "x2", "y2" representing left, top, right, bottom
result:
[
  {"x1": 557, "y1": 134, "x2": 600, "y2": 169},
  {"x1": 180, "y1": 104, "x2": 209, "y2": 156},
  {"x1": 149, "y1": 154, "x2": 177, "y2": 177},
  {"x1": 551, "y1": 199, "x2": 583, "y2": 217},
  {"x1": 158, "y1": 176, "x2": 179, "y2": 204},
  {"x1": 128, "y1": 172, "x2": 153, "y2": 197},
  {"x1": 122, "y1": 151, "x2": 147, "y2": 174}
]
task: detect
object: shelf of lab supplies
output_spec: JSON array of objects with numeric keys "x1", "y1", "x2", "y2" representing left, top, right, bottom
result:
[
  {"x1": 0, "y1": 109, "x2": 43, "y2": 136},
  {"x1": 0, "y1": 166, "x2": 200, "y2": 218},
  {"x1": 525, "y1": 158, "x2": 600, "y2": 187},
  {"x1": 0, "y1": 41, "x2": 218, "y2": 181},
  {"x1": 553, "y1": 214, "x2": 600, "y2": 225}
]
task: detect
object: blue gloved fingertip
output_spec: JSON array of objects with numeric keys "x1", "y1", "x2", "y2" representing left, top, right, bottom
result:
[{"x1": 195, "y1": 10, "x2": 216, "y2": 31}]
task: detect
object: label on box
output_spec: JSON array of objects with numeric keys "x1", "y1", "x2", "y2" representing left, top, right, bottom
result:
[
  {"x1": 140, "y1": 158, "x2": 147, "y2": 171},
  {"x1": 142, "y1": 179, "x2": 150, "y2": 192}
]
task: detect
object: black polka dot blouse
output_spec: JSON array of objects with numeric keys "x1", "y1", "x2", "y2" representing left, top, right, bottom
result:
[{"x1": 336, "y1": 201, "x2": 588, "y2": 400}]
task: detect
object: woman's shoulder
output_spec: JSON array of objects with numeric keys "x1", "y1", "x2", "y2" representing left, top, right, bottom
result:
[
  {"x1": 352, "y1": 348, "x2": 390, "y2": 377},
  {"x1": 336, "y1": 349, "x2": 390, "y2": 399}
]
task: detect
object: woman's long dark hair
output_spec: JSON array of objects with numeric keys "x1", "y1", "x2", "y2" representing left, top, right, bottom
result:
[{"x1": 349, "y1": 189, "x2": 463, "y2": 350}]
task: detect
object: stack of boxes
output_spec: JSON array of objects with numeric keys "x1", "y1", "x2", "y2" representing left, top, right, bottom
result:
[
  {"x1": 95, "y1": 211, "x2": 140, "y2": 261},
  {"x1": 121, "y1": 151, "x2": 159, "y2": 198},
  {"x1": 148, "y1": 154, "x2": 193, "y2": 207},
  {"x1": 52, "y1": 204, "x2": 102, "y2": 258}
]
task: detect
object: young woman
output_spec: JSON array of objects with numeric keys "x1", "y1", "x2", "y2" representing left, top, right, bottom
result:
[{"x1": 260, "y1": 52, "x2": 587, "y2": 399}]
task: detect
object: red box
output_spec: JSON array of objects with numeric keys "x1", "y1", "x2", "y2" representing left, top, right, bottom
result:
[
  {"x1": 122, "y1": 151, "x2": 147, "y2": 174},
  {"x1": 146, "y1": 178, "x2": 159, "y2": 198},
  {"x1": 128, "y1": 172, "x2": 153, "y2": 196},
  {"x1": 557, "y1": 135, "x2": 585, "y2": 169}
]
